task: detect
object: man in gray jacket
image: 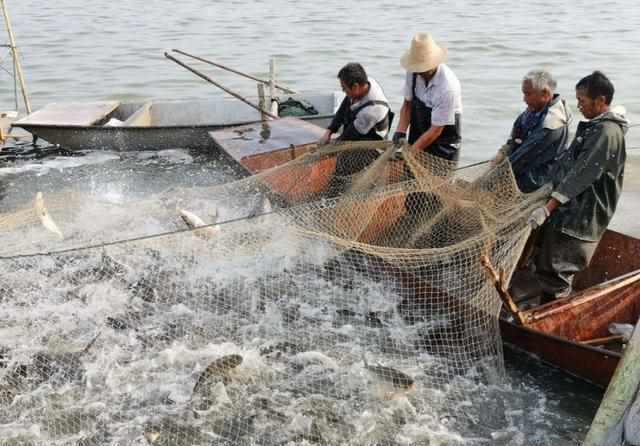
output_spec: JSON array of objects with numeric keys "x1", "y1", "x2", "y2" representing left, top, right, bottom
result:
[
  {"x1": 527, "y1": 71, "x2": 628, "y2": 299},
  {"x1": 494, "y1": 69, "x2": 572, "y2": 193}
]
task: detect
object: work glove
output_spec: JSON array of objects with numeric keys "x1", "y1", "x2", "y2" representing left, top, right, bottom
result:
[
  {"x1": 318, "y1": 131, "x2": 331, "y2": 146},
  {"x1": 491, "y1": 145, "x2": 509, "y2": 167},
  {"x1": 528, "y1": 206, "x2": 550, "y2": 229},
  {"x1": 392, "y1": 131, "x2": 407, "y2": 146}
]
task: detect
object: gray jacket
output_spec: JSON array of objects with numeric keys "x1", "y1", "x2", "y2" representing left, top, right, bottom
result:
[
  {"x1": 505, "y1": 94, "x2": 572, "y2": 193},
  {"x1": 549, "y1": 109, "x2": 628, "y2": 241}
]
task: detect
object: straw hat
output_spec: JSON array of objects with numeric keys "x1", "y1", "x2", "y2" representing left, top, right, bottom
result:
[{"x1": 400, "y1": 33, "x2": 447, "y2": 73}]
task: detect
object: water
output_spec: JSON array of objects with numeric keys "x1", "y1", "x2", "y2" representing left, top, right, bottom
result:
[
  {"x1": 1, "y1": 0, "x2": 639, "y2": 443},
  {"x1": 3, "y1": 0, "x2": 639, "y2": 233}
]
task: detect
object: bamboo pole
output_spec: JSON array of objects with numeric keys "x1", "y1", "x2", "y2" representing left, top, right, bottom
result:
[
  {"x1": 583, "y1": 318, "x2": 640, "y2": 445},
  {"x1": 268, "y1": 58, "x2": 279, "y2": 116},
  {"x1": 480, "y1": 254, "x2": 528, "y2": 325},
  {"x1": 581, "y1": 335, "x2": 625, "y2": 346},
  {"x1": 164, "y1": 52, "x2": 278, "y2": 120},
  {"x1": 257, "y1": 83, "x2": 267, "y2": 121},
  {"x1": 1, "y1": 0, "x2": 30, "y2": 114},
  {"x1": 524, "y1": 270, "x2": 640, "y2": 324},
  {"x1": 171, "y1": 49, "x2": 297, "y2": 94}
]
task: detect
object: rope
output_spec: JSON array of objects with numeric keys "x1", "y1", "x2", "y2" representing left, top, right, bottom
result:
[{"x1": 0, "y1": 209, "x2": 278, "y2": 260}]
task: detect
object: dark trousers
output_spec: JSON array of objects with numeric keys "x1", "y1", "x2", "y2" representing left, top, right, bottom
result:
[
  {"x1": 325, "y1": 149, "x2": 380, "y2": 197},
  {"x1": 534, "y1": 224, "x2": 599, "y2": 298}
]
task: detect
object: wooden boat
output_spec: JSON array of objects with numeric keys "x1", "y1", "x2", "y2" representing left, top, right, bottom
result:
[
  {"x1": 209, "y1": 117, "x2": 408, "y2": 240},
  {"x1": 500, "y1": 229, "x2": 640, "y2": 387},
  {"x1": 11, "y1": 93, "x2": 340, "y2": 152}
]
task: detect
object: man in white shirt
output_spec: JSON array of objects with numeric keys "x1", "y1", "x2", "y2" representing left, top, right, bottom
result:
[
  {"x1": 319, "y1": 62, "x2": 393, "y2": 196},
  {"x1": 393, "y1": 33, "x2": 463, "y2": 163},
  {"x1": 320, "y1": 62, "x2": 392, "y2": 144}
]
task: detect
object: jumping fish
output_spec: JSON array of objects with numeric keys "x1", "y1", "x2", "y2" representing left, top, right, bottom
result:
[
  {"x1": 34, "y1": 191, "x2": 63, "y2": 239},
  {"x1": 192, "y1": 354, "x2": 243, "y2": 396},
  {"x1": 363, "y1": 355, "x2": 415, "y2": 391},
  {"x1": 178, "y1": 208, "x2": 219, "y2": 240}
]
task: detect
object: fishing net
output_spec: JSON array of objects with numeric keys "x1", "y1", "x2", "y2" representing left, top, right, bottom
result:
[{"x1": 0, "y1": 140, "x2": 548, "y2": 445}]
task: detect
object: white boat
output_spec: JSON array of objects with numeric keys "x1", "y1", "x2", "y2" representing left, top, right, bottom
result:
[{"x1": 11, "y1": 94, "x2": 340, "y2": 152}]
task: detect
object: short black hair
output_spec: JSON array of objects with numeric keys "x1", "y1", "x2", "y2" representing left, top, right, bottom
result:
[
  {"x1": 575, "y1": 71, "x2": 615, "y2": 105},
  {"x1": 337, "y1": 63, "x2": 368, "y2": 88}
]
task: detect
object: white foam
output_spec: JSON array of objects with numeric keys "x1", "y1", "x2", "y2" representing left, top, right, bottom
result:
[{"x1": 0, "y1": 151, "x2": 120, "y2": 177}]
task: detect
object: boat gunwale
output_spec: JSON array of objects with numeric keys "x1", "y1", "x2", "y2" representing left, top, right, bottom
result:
[
  {"x1": 501, "y1": 319, "x2": 624, "y2": 359},
  {"x1": 10, "y1": 113, "x2": 335, "y2": 131},
  {"x1": 521, "y1": 268, "x2": 640, "y2": 324}
]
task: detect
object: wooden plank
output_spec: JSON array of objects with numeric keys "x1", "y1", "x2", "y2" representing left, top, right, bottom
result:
[
  {"x1": 14, "y1": 101, "x2": 119, "y2": 126},
  {"x1": 209, "y1": 117, "x2": 325, "y2": 171},
  {"x1": 573, "y1": 229, "x2": 640, "y2": 290},
  {"x1": 209, "y1": 117, "x2": 335, "y2": 203},
  {"x1": 583, "y1": 319, "x2": 640, "y2": 444},
  {"x1": 500, "y1": 319, "x2": 620, "y2": 387},
  {"x1": 123, "y1": 101, "x2": 152, "y2": 127},
  {"x1": 524, "y1": 271, "x2": 640, "y2": 328}
]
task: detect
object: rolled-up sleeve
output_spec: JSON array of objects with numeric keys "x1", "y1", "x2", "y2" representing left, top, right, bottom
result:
[
  {"x1": 403, "y1": 72, "x2": 414, "y2": 101},
  {"x1": 430, "y1": 90, "x2": 457, "y2": 127}
]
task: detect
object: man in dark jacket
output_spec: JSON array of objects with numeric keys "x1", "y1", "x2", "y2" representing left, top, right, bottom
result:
[
  {"x1": 494, "y1": 69, "x2": 572, "y2": 193},
  {"x1": 527, "y1": 71, "x2": 628, "y2": 299}
]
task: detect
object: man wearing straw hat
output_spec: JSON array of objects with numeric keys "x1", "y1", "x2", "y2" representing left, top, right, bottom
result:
[{"x1": 393, "y1": 33, "x2": 462, "y2": 163}]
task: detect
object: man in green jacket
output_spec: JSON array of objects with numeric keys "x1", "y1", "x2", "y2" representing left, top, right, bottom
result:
[{"x1": 527, "y1": 70, "x2": 628, "y2": 299}]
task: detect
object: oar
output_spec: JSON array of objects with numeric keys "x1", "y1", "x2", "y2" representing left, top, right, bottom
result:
[
  {"x1": 164, "y1": 52, "x2": 278, "y2": 120},
  {"x1": 171, "y1": 49, "x2": 297, "y2": 94}
]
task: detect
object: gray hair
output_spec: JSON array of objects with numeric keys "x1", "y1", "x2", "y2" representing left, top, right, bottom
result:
[{"x1": 523, "y1": 69, "x2": 557, "y2": 93}]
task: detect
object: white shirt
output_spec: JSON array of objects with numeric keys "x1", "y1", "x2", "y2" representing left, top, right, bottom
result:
[
  {"x1": 403, "y1": 64, "x2": 462, "y2": 127},
  {"x1": 351, "y1": 77, "x2": 390, "y2": 137}
]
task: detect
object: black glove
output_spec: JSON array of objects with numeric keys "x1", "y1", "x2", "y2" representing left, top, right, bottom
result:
[{"x1": 392, "y1": 131, "x2": 407, "y2": 146}]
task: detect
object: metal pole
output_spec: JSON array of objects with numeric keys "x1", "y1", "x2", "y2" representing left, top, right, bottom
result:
[
  {"x1": 1, "y1": 0, "x2": 31, "y2": 113},
  {"x1": 171, "y1": 49, "x2": 297, "y2": 94},
  {"x1": 164, "y1": 52, "x2": 278, "y2": 120},
  {"x1": 268, "y1": 58, "x2": 278, "y2": 116}
]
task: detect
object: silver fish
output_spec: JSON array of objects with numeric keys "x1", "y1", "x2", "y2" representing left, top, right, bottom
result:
[
  {"x1": 363, "y1": 355, "x2": 415, "y2": 390},
  {"x1": 179, "y1": 208, "x2": 219, "y2": 240},
  {"x1": 34, "y1": 191, "x2": 63, "y2": 239}
]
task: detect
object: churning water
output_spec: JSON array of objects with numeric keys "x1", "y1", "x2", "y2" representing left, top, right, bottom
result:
[{"x1": 1, "y1": 1, "x2": 638, "y2": 444}]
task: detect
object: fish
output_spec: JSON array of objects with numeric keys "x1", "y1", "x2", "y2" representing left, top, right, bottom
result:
[
  {"x1": 290, "y1": 351, "x2": 338, "y2": 371},
  {"x1": 143, "y1": 417, "x2": 210, "y2": 446},
  {"x1": 0, "y1": 385, "x2": 15, "y2": 405},
  {"x1": 3, "y1": 331, "x2": 102, "y2": 395},
  {"x1": 192, "y1": 354, "x2": 243, "y2": 396},
  {"x1": 363, "y1": 355, "x2": 415, "y2": 390},
  {"x1": 179, "y1": 208, "x2": 219, "y2": 240},
  {"x1": 259, "y1": 341, "x2": 304, "y2": 357},
  {"x1": 34, "y1": 191, "x2": 63, "y2": 239}
]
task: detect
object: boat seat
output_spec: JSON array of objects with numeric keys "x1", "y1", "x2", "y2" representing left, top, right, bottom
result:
[
  {"x1": 13, "y1": 101, "x2": 120, "y2": 126},
  {"x1": 122, "y1": 101, "x2": 152, "y2": 127}
]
